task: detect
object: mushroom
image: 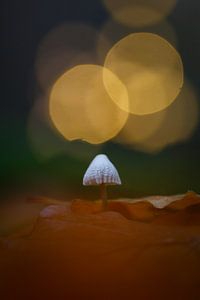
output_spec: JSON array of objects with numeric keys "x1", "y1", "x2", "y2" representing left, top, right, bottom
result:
[{"x1": 83, "y1": 154, "x2": 121, "y2": 209}]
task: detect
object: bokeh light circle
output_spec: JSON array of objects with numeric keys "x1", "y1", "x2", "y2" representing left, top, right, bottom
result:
[
  {"x1": 114, "y1": 110, "x2": 166, "y2": 146},
  {"x1": 49, "y1": 64, "x2": 129, "y2": 144},
  {"x1": 114, "y1": 81, "x2": 199, "y2": 153},
  {"x1": 35, "y1": 23, "x2": 99, "y2": 90},
  {"x1": 103, "y1": 0, "x2": 177, "y2": 28},
  {"x1": 97, "y1": 18, "x2": 178, "y2": 64},
  {"x1": 104, "y1": 33, "x2": 184, "y2": 115},
  {"x1": 27, "y1": 95, "x2": 101, "y2": 162}
]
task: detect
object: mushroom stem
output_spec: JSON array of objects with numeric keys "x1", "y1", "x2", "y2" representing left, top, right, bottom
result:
[{"x1": 100, "y1": 183, "x2": 108, "y2": 210}]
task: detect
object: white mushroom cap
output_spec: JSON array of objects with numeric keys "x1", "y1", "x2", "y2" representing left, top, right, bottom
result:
[{"x1": 83, "y1": 154, "x2": 121, "y2": 186}]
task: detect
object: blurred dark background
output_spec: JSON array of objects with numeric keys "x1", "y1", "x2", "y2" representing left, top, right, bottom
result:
[{"x1": 1, "y1": 0, "x2": 200, "y2": 201}]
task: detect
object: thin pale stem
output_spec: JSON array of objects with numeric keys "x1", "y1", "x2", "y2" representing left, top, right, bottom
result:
[{"x1": 100, "y1": 183, "x2": 108, "y2": 210}]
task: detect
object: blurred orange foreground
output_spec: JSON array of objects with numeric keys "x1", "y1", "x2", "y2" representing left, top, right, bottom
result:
[{"x1": 1, "y1": 192, "x2": 200, "y2": 300}]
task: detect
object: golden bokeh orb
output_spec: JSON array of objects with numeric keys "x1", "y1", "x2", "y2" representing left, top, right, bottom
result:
[
  {"x1": 114, "y1": 110, "x2": 165, "y2": 147},
  {"x1": 97, "y1": 18, "x2": 178, "y2": 64},
  {"x1": 115, "y1": 81, "x2": 199, "y2": 153},
  {"x1": 49, "y1": 64, "x2": 129, "y2": 144},
  {"x1": 35, "y1": 23, "x2": 99, "y2": 90},
  {"x1": 103, "y1": 0, "x2": 177, "y2": 28},
  {"x1": 104, "y1": 33, "x2": 184, "y2": 115},
  {"x1": 27, "y1": 96, "x2": 101, "y2": 161}
]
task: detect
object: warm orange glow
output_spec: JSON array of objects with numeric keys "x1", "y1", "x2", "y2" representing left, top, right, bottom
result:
[
  {"x1": 103, "y1": 0, "x2": 177, "y2": 27},
  {"x1": 49, "y1": 64, "x2": 129, "y2": 144},
  {"x1": 2, "y1": 193, "x2": 200, "y2": 299},
  {"x1": 0, "y1": 202, "x2": 44, "y2": 236},
  {"x1": 104, "y1": 33, "x2": 184, "y2": 115},
  {"x1": 115, "y1": 81, "x2": 199, "y2": 153}
]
